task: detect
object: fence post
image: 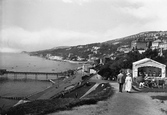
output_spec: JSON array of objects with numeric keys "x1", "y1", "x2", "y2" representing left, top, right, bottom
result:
[
  {"x1": 46, "y1": 74, "x2": 48, "y2": 80},
  {"x1": 35, "y1": 74, "x2": 38, "y2": 80},
  {"x1": 5, "y1": 73, "x2": 8, "y2": 78},
  {"x1": 25, "y1": 73, "x2": 27, "y2": 80},
  {"x1": 14, "y1": 73, "x2": 17, "y2": 80},
  {"x1": 57, "y1": 74, "x2": 58, "y2": 79}
]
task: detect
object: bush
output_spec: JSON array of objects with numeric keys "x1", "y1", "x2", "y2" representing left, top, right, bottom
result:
[{"x1": 2, "y1": 83, "x2": 114, "y2": 115}]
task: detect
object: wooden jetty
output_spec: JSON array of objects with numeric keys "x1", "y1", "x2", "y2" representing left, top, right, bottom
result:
[{"x1": 0, "y1": 69, "x2": 72, "y2": 80}]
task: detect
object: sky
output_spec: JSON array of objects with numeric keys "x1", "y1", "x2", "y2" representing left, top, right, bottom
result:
[{"x1": 0, "y1": 0, "x2": 167, "y2": 52}]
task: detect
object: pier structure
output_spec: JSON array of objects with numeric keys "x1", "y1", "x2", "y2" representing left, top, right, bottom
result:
[{"x1": 0, "y1": 70, "x2": 67, "y2": 80}]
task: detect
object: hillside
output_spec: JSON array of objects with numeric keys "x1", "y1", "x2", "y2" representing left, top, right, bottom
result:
[{"x1": 28, "y1": 31, "x2": 167, "y2": 61}]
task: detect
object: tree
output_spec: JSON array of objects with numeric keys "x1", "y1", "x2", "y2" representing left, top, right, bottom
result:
[{"x1": 143, "y1": 49, "x2": 159, "y2": 59}]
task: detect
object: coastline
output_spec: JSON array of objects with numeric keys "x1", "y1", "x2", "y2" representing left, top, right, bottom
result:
[
  {"x1": 0, "y1": 53, "x2": 86, "y2": 111},
  {"x1": 63, "y1": 60, "x2": 88, "y2": 64},
  {"x1": 0, "y1": 53, "x2": 83, "y2": 73},
  {"x1": 28, "y1": 53, "x2": 90, "y2": 64}
]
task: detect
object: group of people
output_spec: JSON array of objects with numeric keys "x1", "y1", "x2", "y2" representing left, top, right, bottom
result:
[{"x1": 117, "y1": 70, "x2": 132, "y2": 93}]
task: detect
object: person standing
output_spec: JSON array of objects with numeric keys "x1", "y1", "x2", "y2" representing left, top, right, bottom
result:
[
  {"x1": 117, "y1": 70, "x2": 125, "y2": 92},
  {"x1": 125, "y1": 73, "x2": 132, "y2": 93}
]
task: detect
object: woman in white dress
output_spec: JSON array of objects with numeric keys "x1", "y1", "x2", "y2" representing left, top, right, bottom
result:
[{"x1": 125, "y1": 73, "x2": 132, "y2": 93}]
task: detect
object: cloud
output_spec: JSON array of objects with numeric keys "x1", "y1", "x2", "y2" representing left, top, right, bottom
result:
[
  {"x1": 1, "y1": 0, "x2": 167, "y2": 53},
  {"x1": 0, "y1": 47, "x2": 20, "y2": 53},
  {"x1": 1, "y1": 27, "x2": 40, "y2": 50},
  {"x1": 120, "y1": 6, "x2": 154, "y2": 20},
  {"x1": 61, "y1": 0, "x2": 73, "y2": 3},
  {"x1": 125, "y1": 0, "x2": 167, "y2": 19},
  {"x1": 61, "y1": 0, "x2": 91, "y2": 5},
  {"x1": 118, "y1": 0, "x2": 167, "y2": 30},
  {"x1": 1, "y1": 27, "x2": 103, "y2": 52}
]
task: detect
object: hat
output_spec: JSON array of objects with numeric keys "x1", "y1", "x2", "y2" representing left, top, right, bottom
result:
[
  {"x1": 119, "y1": 70, "x2": 122, "y2": 73},
  {"x1": 126, "y1": 72, "x2": 131, "y2": 76}
]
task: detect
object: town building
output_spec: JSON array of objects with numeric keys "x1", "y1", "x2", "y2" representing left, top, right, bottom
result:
[
  {"x1": 159, "y1": 40, "x2": 167, "y2": 50},
  {"x1": 48, "y1": 56, "x2": 63, "y2": 60},
  {"x1": 131, "y1": 40, "x2": 148, "y2": 50},
  {"x1": 88, "y1": 56, "x2": 99, "y2": 64},
  {"x1": 151, "y1": 39, "x2": 167, "y2": 50},
  {"x1": 151, "y1": 39, "x2": 162, "y2": 50},
  {"x1": 117, "y1": 45, "x2": 131, "y2": 53},
  {"x1": 77, "y1": 56, "x2": 86, "y2": 61}
]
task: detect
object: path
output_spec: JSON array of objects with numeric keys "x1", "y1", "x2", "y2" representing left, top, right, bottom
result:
[
  {"x1": 49, "y1": 82, "x2": 167, "y2": 115},
  {"x1": 80, "y1": 83, "x2": 99, "y2": 99}
]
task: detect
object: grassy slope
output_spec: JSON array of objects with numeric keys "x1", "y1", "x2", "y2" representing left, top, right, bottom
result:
[
  {"x1": 62, "y1": 82, "x2": 96, "y2": 98},
  {"x1": 2, "y1": 82, "x2": 114, "y2": 115}
]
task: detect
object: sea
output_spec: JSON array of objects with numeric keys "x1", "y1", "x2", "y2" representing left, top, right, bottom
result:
[{"x1": 0, "y1": 52, "x2": 82, "y2": 110}]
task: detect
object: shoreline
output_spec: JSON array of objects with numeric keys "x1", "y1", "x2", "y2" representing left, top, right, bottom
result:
[
  {"x1": 0, "y1": 53, "x2": 85, "y2": 73},
  {"x1": 28, "y1": 53, "x2": 90, "y2": 64}
]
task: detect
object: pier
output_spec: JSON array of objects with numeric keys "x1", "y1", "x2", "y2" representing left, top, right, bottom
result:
[{"x1": 0, "y1": 69, "x2": 74, "y2": 80}]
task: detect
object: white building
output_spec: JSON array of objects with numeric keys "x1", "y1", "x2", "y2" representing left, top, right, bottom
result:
[
  {"x1": 117, "y1": 45, "x2": 131, "y2": 53},
  {"x1": 159, "y1": 40, "x2": 167, "y2": 50},
  {"x1": 77, "y1": 56, "x2": 85, "y2": 61},
  {"x1": 151, "y1": 39, "x2": 161, "y2": 49},
  {"x1": 132, "y1": 58, "x2": 166, "y2": 78},
  {"x1": 49, "y1": 56, "x2": 63, "y2": 60},
  {"x1": 151, "y1": 39, "x2": 167, "y2": 50}
]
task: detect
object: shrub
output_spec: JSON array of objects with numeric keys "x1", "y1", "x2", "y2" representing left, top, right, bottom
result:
[{"x1": 2, "y1": 83, "x2": 114, "y2": 115}]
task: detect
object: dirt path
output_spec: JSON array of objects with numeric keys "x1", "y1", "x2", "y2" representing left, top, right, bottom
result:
[
  {"x1": 49, "y1": 82, "x2": 167, "y2": 115},
  {"x1": 80, "y1": 83, "x2": 99, "y2": 99}
]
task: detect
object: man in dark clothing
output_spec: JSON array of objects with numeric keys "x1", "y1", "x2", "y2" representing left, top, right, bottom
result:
[{"x1": 117, "y1": 70, "x2": 125, "y2": 92}]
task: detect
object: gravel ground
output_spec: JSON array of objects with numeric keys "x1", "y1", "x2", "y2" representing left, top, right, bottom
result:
[{"x1": 49, "y1": 82, "x2": 167, "y2": 115}]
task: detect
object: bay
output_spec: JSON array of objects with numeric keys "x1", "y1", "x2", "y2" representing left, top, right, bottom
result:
[
  {"x1": 0, "y1": 52, "x2": 82, "y2": 110},
  {"x1": 0, "y1": 52, "x2": 81, "y2": 72}
]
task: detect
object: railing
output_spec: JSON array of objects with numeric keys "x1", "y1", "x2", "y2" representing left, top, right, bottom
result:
[{"x1": 0, "y1": 69, "x2": 78, "y2": 80}]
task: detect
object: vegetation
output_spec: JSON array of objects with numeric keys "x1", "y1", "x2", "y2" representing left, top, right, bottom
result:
[
  {"x1": 151, "y1": 96, "x2": 167, "y2": 101},
  {"x1": 62, "y1": 82, "x2": 96, "y2": 98},
  {"x1": 2, "y1": 83, "x2": 114, "y2": 115},
  {"x1": 97, "y1": 49, "x2": 167, "y2": 80},
  {"x1": 85, "y1": 83, "x2": 112, "y2": 98}
]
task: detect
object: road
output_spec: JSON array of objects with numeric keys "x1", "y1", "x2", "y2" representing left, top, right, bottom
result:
[{"x1": 49, "y1": 82, "x2": 167, "y2": 115}]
